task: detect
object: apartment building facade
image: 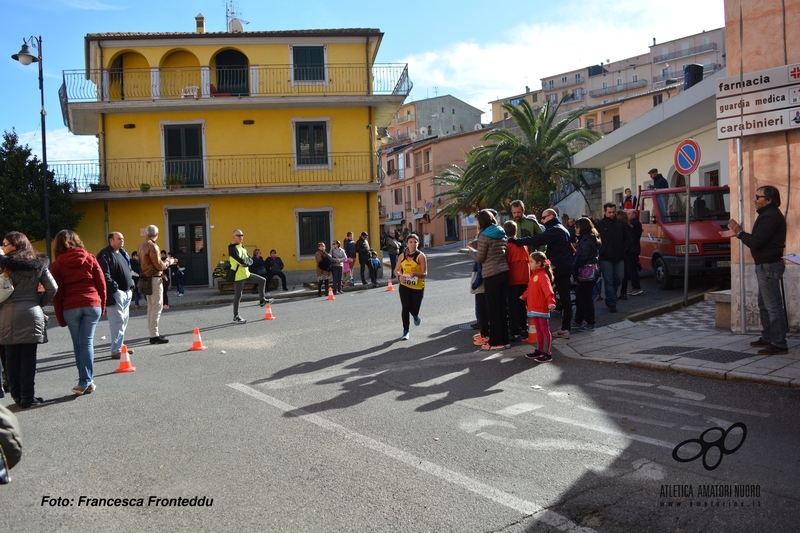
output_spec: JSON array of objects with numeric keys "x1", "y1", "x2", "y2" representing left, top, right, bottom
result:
[
  {"x1": 378, "y1": 129, "x2": 485, "y2": 246},
  {"x1": 55, "y1": 15, "x2": 410, "y2": 285}
]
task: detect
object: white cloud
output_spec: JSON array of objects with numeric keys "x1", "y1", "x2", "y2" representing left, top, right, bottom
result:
[
  {"x1": 18, "y1": 128, "x2": 98, "y2": 162},
  {"x1": 400, "y1": 0, "x2": 725, "y2": 120}
]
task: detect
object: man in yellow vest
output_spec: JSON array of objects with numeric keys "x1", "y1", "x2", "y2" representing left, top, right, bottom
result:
[{"x1": 228, "y1": 229, "x2": 273, "y2": 323}]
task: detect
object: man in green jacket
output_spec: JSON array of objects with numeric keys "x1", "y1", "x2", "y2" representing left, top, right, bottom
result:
[
  {"x1": 510, "y1": 200, "x2": 546, "y2": 251},
  {"x1": 228, "y1": 229, "x2": 273, "y2": 324}
]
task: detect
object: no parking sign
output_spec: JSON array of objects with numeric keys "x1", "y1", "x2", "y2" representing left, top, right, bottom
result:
[{"x1": 674, "y1": 139, "x2": 701, "y2": 175}]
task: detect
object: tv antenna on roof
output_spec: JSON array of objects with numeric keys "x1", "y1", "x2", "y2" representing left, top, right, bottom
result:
[{"x1": 226, "y1": 1, "x2": 249, "y2": 33}]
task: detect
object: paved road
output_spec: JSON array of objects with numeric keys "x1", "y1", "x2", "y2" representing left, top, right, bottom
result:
[{"x1": 8, "y1": 250, "x2": 796, "y2": 533}]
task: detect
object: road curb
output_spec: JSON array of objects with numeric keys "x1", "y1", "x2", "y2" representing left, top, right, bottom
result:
[{"x1": 626, "y1": 285, "x2": 719, "y2": 322}]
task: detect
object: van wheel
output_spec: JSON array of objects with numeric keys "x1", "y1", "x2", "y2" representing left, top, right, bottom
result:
[{"x1": 653, "y1": 257, "x2": 674, "y2": 290}]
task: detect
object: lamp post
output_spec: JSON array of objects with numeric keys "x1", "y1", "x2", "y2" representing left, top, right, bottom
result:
[{"x1": 11, "y1": 36, "x2": 51, "y2": 260}]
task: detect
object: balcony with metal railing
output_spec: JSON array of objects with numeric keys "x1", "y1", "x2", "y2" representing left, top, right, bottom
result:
[
  {"x1": 652, "y1": 43, "x2": 718, "y2": 64},
  {"x1": 61, "y1": 63, "x2": 412, "y2": 101},
  {"x1": 49, "y1": 153, "x2": 376, "y2": 194},
  {"x1": 397, "y1": 113, "x2": 415, "y2": 124},
  {"x1": 587, "y1": 120, "x2": 624, "y2": 135},
  {"x1": 60, "y1": 63, "x2": 412, "y2": 134},
  {"x1": 588, "y1": 79, "x2": 648, "y2": 98},
  {"x1": 652, "y1": 63, "x2": 722, "y2": 85},
  {"x1": 542, "y1": 77, "x2": 583, "y2": 91}
]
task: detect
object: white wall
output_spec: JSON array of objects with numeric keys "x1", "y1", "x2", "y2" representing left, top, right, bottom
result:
[{"x1": 603, "y1": 124, "x2": 730, "y2": 203}]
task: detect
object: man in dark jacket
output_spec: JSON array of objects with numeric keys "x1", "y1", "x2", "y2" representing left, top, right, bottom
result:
[
  {"x1": 649, "y1": 168, "x2": 669, "y2": 189},
  {"x1": 265, "y1": 249, "x2": 288, "y2": 291},
  {"x1": 97, "y1": 232, "x2": 135, "y2": 359},
  {"x1": 509, "y1": 208, "x2": 574, "y2": 338},
  {"x1": 595, "y1": 203, "x2": 631, "y2": 312},
  {"x1": 722, "y1": 185, "x2": 788, "y2": 355},
  {"x1": 355, "y1": 231, "x2": 372, "y2": 286}
]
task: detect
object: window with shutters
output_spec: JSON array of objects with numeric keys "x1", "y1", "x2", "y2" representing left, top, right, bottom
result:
[
  {"x1": 296, "y1": 210, "x2": 331, "y2": 257},
  {"x1": 291, "y1": 45, "x2": 328, "y2": 85},
  {"x1": 162, "y1": 122, "x2": 204, "y2": 187},
  {"x1": 293, "y1": 119, "x2": 330, "y2": 168}
]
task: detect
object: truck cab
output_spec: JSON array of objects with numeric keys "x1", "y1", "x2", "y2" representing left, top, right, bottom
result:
[{"x1": 633, "y1": 186, "x2": 731, "y2": 289}]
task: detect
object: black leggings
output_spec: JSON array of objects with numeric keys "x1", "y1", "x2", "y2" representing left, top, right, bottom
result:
[
  {"x1": 399, "y1": 285, "x2": 424, "y2": 331},
  {"x1": 4, "y1": 343, "x2": 38, "y2": 401}
]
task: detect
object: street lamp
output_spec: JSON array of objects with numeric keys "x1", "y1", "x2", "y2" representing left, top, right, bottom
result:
[{"x1": 11, "y1": 36, "x2": 51, "y2": 260}]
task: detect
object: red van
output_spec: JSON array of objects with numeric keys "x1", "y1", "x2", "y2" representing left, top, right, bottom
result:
[{"x1": 632, "y1": 186, "x2": 731, "y2": 289}]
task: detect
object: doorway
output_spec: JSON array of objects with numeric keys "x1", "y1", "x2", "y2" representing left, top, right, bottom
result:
[
  {"x1": 168, "y1": 208, "x2": 209, "y2": 286},
  {"x1": 444, "y1": 216, "x2": 459, "y2": 241}
]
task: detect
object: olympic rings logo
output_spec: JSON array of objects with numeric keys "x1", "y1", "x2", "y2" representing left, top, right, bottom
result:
[{"x1": 671, "y1": 422, "x2": 747, "y2": 471}]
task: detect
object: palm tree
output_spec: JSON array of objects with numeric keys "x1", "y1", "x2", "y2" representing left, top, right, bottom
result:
[{"x1": 434, "y1": 96, "x2": 601, "y2": 216}]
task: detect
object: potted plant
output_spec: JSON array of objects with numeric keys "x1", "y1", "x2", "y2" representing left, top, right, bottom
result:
[
  {"x1": 140, "y1": 183, "x2": 151, "y2": 193},
  {"x1": 89, "y1": 183, "x2": 110, "y2": 192},
  {"x1": 165, "y1": 173, "x2": 186, "y2": 190}
]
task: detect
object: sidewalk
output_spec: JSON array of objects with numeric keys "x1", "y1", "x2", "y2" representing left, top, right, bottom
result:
[{"x1": 553, "y1": 300, "x2": 800, "y2": 388}]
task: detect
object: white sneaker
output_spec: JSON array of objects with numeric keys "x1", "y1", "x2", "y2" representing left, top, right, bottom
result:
[
  {"x1": 555, "y1": 329, "x2": 570, "y2": 339},
  {"x1": 630, "y1": 289, "x2": 643, "y2": 296}
]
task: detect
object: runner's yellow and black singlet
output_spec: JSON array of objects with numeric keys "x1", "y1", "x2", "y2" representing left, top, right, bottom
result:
[{"x1": 398, "y1": 251, "x2": 424, "y2": 290}]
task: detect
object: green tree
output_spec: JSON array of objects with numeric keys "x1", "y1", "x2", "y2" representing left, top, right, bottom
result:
[
  {"x1": 0, "y1": 130, "x2": 83, "y2": 242},
  {"x1": 435, "y1": 96, "x2": 601, "y2": 216}
]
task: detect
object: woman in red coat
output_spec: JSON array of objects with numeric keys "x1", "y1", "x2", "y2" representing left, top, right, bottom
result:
[{"x1": 51, "y1": 230, "x2": 106, "y2": 396}]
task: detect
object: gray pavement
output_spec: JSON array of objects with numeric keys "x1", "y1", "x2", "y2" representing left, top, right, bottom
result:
[
  {"x1": 554, "y1": 300, "x2": 800, "y2": 388},
  {"x1": 43, "y1": 240, "x2": 798, "y2": 390},
  {"x1": 127, "y1": 279, "x2": 800, "y2": 390}
]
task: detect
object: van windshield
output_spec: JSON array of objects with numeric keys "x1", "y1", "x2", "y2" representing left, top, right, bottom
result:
[{"x1": 657, "y1": 191, "x2": 730, "y2": 223}]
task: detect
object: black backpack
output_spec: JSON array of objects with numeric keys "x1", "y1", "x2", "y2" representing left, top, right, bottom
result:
[{"x1": 318, "y1": 253, "x2": 332, "y2": 271}]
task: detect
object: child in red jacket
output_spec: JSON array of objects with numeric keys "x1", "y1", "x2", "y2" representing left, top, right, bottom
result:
[
  {"x1": 503, "y1": 220, "x2": 530, "y2": 341},
  {"x1": 520, "y1": 251, "x2": 556, "y2": 363}
]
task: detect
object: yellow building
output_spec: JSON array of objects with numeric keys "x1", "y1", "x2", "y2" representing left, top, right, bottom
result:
[{"x1": 56, "y1": 14, "x2": 411, "y2": 286}]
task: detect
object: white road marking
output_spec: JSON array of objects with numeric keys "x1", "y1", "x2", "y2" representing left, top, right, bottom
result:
[
  {"x1": 461, "y1": 418, "x2": 517, "y2": 433},
  {"x1": 414, "y1": 369, "x2": 470, "y2": 388},
  {"x1": 594, "y1": 379, "x2": 653, "y2": 388},
  {"x1": 657, "y1": 386, "x2": 705, "y2": 401},
  {"x1": 608, "y1": 396, "x2": 701, "y2": 416},
  {"x1": 228, "y1": 383, "x2": 596, "y2": 533},
  {"x1": 495, "y1": 403, "x2": 544, "y2": 417},
  {"x1": 574, "y1": 406, "x2": 675, "y2": 428},
  {"x1": 533, "y1": 413, "x2": 676, "y2": 449},
  {"x1": 587, "y1": 383, "x2": 771, "y2": 417},
  {"x1": 475, "y1": 433, "x2": 623, "y2": 457},
  {"x1": 421, "y1": 347, "x2": 456, "y2": 360},
  {"x1": 594, "y1": 380, "x2": 705, "y2": 401}
]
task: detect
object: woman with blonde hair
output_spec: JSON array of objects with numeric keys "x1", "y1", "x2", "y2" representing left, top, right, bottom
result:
[
  {"x1": 51, "y1": 230, "x2": 106, "y2": 396},
  {"x1": 0, "y1": 232, "x2": 57, "y2": 407}
]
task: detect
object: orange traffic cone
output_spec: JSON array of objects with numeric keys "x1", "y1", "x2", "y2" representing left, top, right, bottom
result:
[
  {"x1": 262, "y1": 302, "x2": 276, "y2": 320},
  {"x1": 188, "y1": 327, "x2": 208, "y2": 351},
  {"x1": 114, "y1": 344, "x2": 136, "y2": 373},
  {"x1": 523, "y1": 319, "x2": 538, "y2": 344},
  {"x1": 385, "y1": 279, "x2": 395, "y2": 292},
  {"x1": 326, "y1": 286, "x2": 336, "y2": 300}
]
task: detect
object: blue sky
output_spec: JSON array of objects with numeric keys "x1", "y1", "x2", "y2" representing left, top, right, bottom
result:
[{"x1": 1, "y1": 0, "x2": 724, "y2": 161}]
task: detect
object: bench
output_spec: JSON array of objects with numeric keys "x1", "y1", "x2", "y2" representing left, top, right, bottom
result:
[
  {"x1": 704, "y1": 289, "x2": 731, "y2": 329},
  {"x1": 216, "y1": 277, "x2": 280, "y2": 294}
]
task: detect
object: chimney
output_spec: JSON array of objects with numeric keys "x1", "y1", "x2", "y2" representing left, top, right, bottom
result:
[
  {"x1": 195, "y1": 13, "x2": 206, "y2": 34},
  {"x1": 653, "y1": 37, "x2": 656, "y2": 46},
  {"x1": 525, "y1": 85, "x2": 530, "y2": 93}
]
